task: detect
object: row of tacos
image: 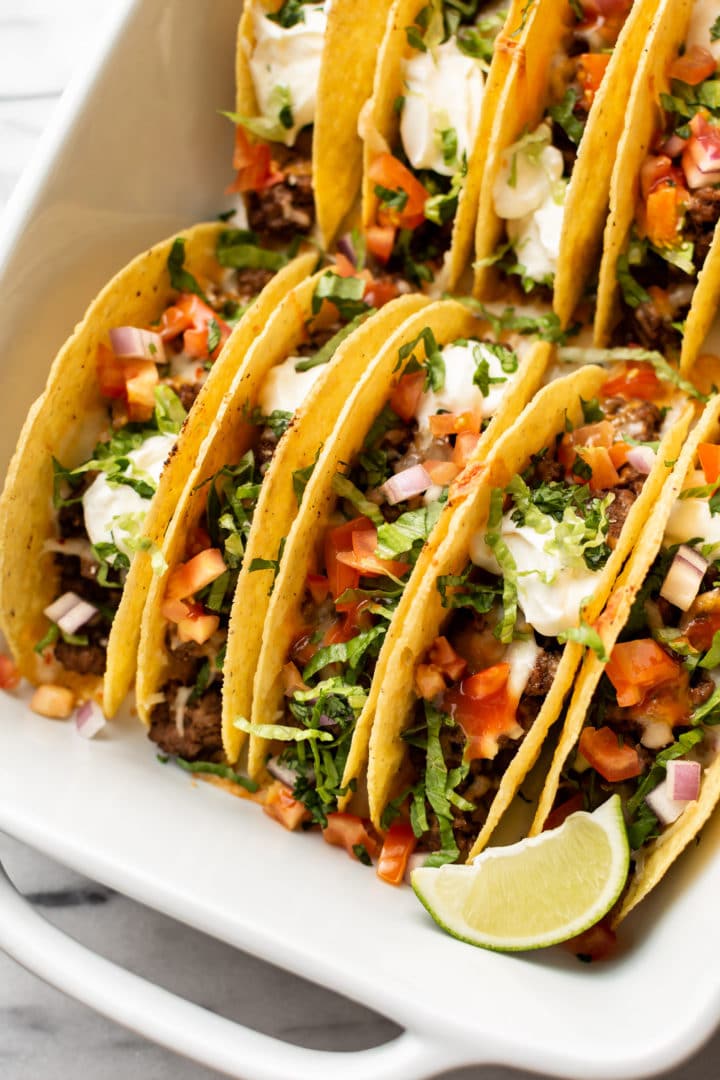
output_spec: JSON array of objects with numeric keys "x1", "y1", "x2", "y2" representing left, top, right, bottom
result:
[{"x1": 3, "y1": 0, "x2": 720, "y2": 952}]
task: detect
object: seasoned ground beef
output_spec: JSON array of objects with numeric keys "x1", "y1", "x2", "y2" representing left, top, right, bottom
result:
[
  {"x1": 57, "y1": 501, "x2": 86, "y2": 539},
  {"x1": 689, "y1": 672, "x2": 715, "y2": 707},
  {"x1": 525, "y1": 649, "x2": 561, "y2": 697},
  {"x1": 176, "y1": 382, "x2": 202, "y2": 412},
  {"x1": 686, "y1": 188, "x2": 720, "y2": 266},
  {"x1": 603, "y1": 396, "x2": 662, "y2": 443},
  {"x1": 527, "y1": 452, "x2": 565, "y2": 485},
  {"x1": 149, "y1": 684, "x2": 223, "y2": 760},
  {"x1": 622, "y1": 299, "x2": 678, "y2": 353},
  {"x1": 55, "y1": 632, "x2": 107, "y2": 676},
  {"x1": 615, "y1": 464, "x2": 646, "y2": 496},
  {"x1": 234, "y1": 267, "x2": 275, "y2": 302},
  {"x1": 606, "y1": 488, "x2": 636, "y2": 545},
  {"x1": 256, "y1": 430, "x2": 279, "y2": 471},
  {"x1": 56, "y1": 554, "x2": 121, "y2": 607},
  {"x1": 166, "y1": 641, "x2": 208, "y2": 686},
  {"x1": 247, "y1": 164, "x2": 314, "y2": 240}
]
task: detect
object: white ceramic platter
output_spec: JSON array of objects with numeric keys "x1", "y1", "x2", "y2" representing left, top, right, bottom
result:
[{"x1": 1, "y1": 2, "x2": 719, "y2": 1077}]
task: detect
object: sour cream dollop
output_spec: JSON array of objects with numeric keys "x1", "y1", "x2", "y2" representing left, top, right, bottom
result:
[
  {"x1": 664, "y1": 469, "x2": 720, "y2": 556},
  {"x1": 470, "y1": 518, "x2": 599, "y2": 638},
  {"x1": 249, "y1": 2, "x2": 328, "y2": 145},
  {"x1": 400, "y1": 39, "x2": 485, "y2": 176},
  {"x1": 686, "y1": 0, "x2": 720, "y2": 64},
  {"x1": 83, "y1": 433, "x2": 176, "y2": 559},
  {"x1": 258, "y1": 355, "x2": 327, "y2": 415},
  {"x1": 414, "y1": 340, "x2": 516, "y2": 433}
]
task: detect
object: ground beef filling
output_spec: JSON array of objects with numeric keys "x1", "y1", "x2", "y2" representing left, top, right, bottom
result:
[
  {"x1": 247, "y1": 148, "x2": 315, "y2": 240},
  {"x1": 149, "y1": 683, "x2": 223, "y2": 761}
]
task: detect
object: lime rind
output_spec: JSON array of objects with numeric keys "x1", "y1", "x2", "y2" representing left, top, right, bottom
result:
[{"x1": 411, "y1": 795, "x2": 629, "y2": 952}]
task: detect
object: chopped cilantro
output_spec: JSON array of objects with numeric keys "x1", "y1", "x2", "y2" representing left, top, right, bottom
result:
[
  {"x1": 615, "y1": 254, "x2": 651, "y2": 309},
  {"x1": 549, "y1": 87, "x2": 584, "y2": 146},
  {"x1": 167, "y1": 238, "x2": 208, "y2": 302},
  {"x1": 216, "y1": 228, "x2": 288, "y2": 272},
  {"x1": 312, "y1": 272, "x2": 368, "y2": 320}
]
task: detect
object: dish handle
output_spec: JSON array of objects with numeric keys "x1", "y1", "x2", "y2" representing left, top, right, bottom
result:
[{"x1": 0, "y1": 858, "x2": 461, "y2": 1080}]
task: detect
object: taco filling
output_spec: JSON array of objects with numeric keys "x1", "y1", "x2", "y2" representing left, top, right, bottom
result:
[
  {"x1": 377, "y1": 379, "x2": 668, "y2": 874},
  {"x1": 227, "y1": 0, "x2": 330, "y2": 238},
  {"x1": 146, "y1": 267, "x2": 406, "y2": 761},
  {"x1": 38, "y1": 234, "x2": 294, "y2": 682},
  {"x1": 545, "y1": 439, "x2": 720, "y2": 899},
  {"x1": 612, "y1": 5, "x2": 720, "y2": 351},
  {"x1": 364, "y1": 1, "x2": 507, "y2": 284},
  {"x1": 489, "y1": 0, "x2": 634, "y2": 294},
  {"x1": 246, "y1": 325, "x2": 532, "y2": 837}
]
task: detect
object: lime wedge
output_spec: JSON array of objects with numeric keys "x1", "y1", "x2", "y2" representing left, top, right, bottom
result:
[{"x1": 412, "y1": 795, "x2": 629, "y2": 951}]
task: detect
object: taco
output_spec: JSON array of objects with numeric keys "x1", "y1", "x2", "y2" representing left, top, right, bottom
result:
[
  {"x1": 531, "y1": 394, "x2": 720, "y2": 928},
  {"x1": 240, "y1": 301, "x2": 555, "y2": 842},
  {"x1": 135, "y1": 264, "x2": 427, "y2": 765},
  {"x1": 359, "y1": 0, "x2": 527, "y2": 291},
  {"x1": 0, "y1": 222, "x2": 315, "y2": 717},
  {"x1": 229, "y1": 0, "x2": 394, "y2": 248},
  {"x1": 366, "y1": 362, "x2": 694, "y2": 880},
  {"x1": 594, "y1": 0, "x2": 720, "y2": 372},
  {"x1": 473, "y1": 0, "x2": 662, "y2": 320}
]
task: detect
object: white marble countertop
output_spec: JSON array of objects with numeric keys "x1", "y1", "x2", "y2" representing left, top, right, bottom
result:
[{"x1": 1, "y1": 3, "x2": 719, "y2": 1079}]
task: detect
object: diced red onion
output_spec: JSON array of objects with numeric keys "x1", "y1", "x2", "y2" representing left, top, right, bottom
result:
[
  {"x1": 660, "y1": 545, "x2": 708, "y2": 611},
  {"x1": 173, "y1": 686, "x2": 193, "y2": 736},
  {"x1": 44, "y1": 592, "x2": 82, "y2": 623},
  {"x1": 44, "y1": 591, "x2": 98, "y2": 633},
  {"x1": 645, "y1": 778, "x2": 686, "y2": 826},
  {"x1": 640, "y1": 721, "x2": 674, "y2": 750},
  {"x1": 381, "y1": 464, "x2": 432, "y2": 506},
  {"x1": 74, "y1": 700, "x2": 106, "y2": 739},
  {"x1": 266, "y1": 757, "x2": 298, "y2": 788},
  {"x1": 335, "y1": 233, "x2": 357, "y2": 267},
  {"x1": 626, "y1": 445, "x2": 656, "y2": 475},
  {"x1": 682, "y1": 145, "x2": 720, "y2": 190},
  {"x1": 110, "y1": 326, "x2": 165, "y2": 363},
  {"x1": 661, "y1": 133, "x2": 687, "y2": 159},
  {"x1": 667, "y1": 759, "x2": 701, "y2": 802}
]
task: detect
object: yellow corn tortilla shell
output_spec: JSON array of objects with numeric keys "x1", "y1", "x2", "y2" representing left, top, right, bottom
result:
[
  {"x1": 552, "y1": 0, "x2": 665, "y2": 328},
  {"x1": 0, "y1": 222, "x2": 312, "y2": 708},
  {"x1": 247, "y1": 301, "x2": 552, "y2": 782},
  {"x1": 593, "y1": 0, "x2": 696, "y2": 349},
  {"x1": 220, "y1": 291, "x2": 428, "y2": 762},
  {"x1": 366, "y1": 365, "x2": 693, "y2": 856},
  {"x1": 136, "y1": 275, "x2": 427, "y2": 734},
  {"x1": 360, "y1": 0, "x2": 528, "y2": 291},
  {"x1": 235, "y1": 0, "x2": 394, "y2": 249},
  {"x1": 530, "y1": 395, "x2": 719, "y2": 927}
]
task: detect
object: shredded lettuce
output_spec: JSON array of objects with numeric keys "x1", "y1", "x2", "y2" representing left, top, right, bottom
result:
[
  {"x1": 484, "y1": 488, "x2": 518, "y2": 643},
  {"x1": 302, "y1": 624, "x2": 386, "y2": 681},
  {"x1": 234, "y1": 716, "x2": 333, "y2": 742},
  {"x1": 375, "y1": 500, "x2": 443, "y2": 561},
  {"x1": 331, "y1": 474, "x2": 384, "y2": 526}
]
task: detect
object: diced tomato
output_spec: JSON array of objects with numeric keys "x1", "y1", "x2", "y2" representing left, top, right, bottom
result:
[
  {"x1": 226, "y1": 126, "x2": 283, "y2": 194},
  {"x1": 608, "y1": 441, "x2": 630, "y2": 469},
  {"x1": 415, "y1": 663, "x2": 447, "y2": 700},
  {"x1": 363, "y1": 276, "x2": 400, "y2": 308},
  {"x1": 323, "y1": 812, "x2": 379, "y2": 861},
  {"x1": 627, "y1": 669, "x2": 693, "y2": 729},
  {"x1": 377, "y1": 822, "x2": 417, "y2": 886},
  {"x1": 325, "y1": 517, "x2": 372, "y2": 599},
  {"x1": 575, "y1": 445, "x2": 620, "y2": 491},
  {"x1": 290, "y1": 630, "x2": 318, "y2": 668},
  {"x1": 307, "y1": 573, "x2": 330, "y2": 606},
  {"x1": 322, "y1": 602, "x2": 371, "y2": 647},
  {"x1": 424, "y1": 459, "x2": 460, "y2": 485},
  {"x1": 390, "y1": 369, "x2": 425, "y2": 422},
  {"x1": 428, "y1": 636, "x2": 467, "y2": 681},
  {"x1": 564, "y1": 919, "x2": 617, "y2": 962},
  {"x1": 428, "y1": 410, "x2": 482, "y2": 437},
  {"x1": 0, "y1": 654, "x2": 20, "y2": 690},
  {"x1": 605, "y1": 638, "x2": 679, "y2": 707},
  {"x1": 644, "y1": 178, "x2": 687, "y2": 249},
  {"x1": 166, "y1": 548, "x2": 227, "y2": 601},
  {"x1": 444, "y1": 663, "x2": 522, "y2": 761},
  {"x1": 578, "y1": 725, "x2": 642, "y2": 783},
  {"x1": 263, "y1": 781, "x2": 309, "y2": 830},
  {"x1": 281, "y1": 661, "x2": 309, "y2": 695},
  {"x1": 368, "y1": 154, "x2": 429, "y2": 230},
  {"x1": 159, "y1": 304, "x2": 194, "y2": 342},
  {"x1": 600, "y1": 362, "x2": 663, "y2": 401},
  {"x1": 177, "y1": 611, "x2": 220, "y2": 645},
  {"x1": 541, "y1": 793, "x2": 584, "y2": 832},
  {"x1": 365, "y1": 224, "x2": 397, "y2": 264},
  {"x1": 576, "y1": 53, "x2": 610, "y2": 108},
  {"x1": 96, "y1": 343, "x2": 127, "y2": 399},
  {"x1": 333, "y1": 253, "x2": 357, "y2": 278},
  {"x1": 573, "y1": 420, "x2": 614, "y2": 448},
  {"x1": 453, "y1": 431, "x2": 481, "y2": 469},
  {"x1": 668, "y1": 45, "x2": 717, "y2": 86},
  {"x1": 161, "y1": 597, "x2": 191, "y2": 623},
  {"x1": 334, "y1": 523, "x2": 410, "y2": 580},
  {"x1": 165, "y1": 294, "x2": 230, "y2": 360},
  {"x1": 124, "y1": 359, "x2": 159, "y2": 422},
  {"x1": 698, "y1": 443, "x2": 720, "y2": 486}
]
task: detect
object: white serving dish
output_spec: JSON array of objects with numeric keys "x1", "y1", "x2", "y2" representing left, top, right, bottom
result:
[{"x1": 1, "y1": 2, "x2": 719, "y2": 1077}]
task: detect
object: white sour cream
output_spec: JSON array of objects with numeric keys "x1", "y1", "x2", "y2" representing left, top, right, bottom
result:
[
  {"x1": 400, "y1": 39, "x2": 485, "y2": 176},
  {"x1": 505, "y1": 635, "x2": 540, "y2": 702},
  {"x1": 83, "y1": 434, "x2": 176, "y2": 559},
  {"x1": 686, "y1": 0, "x2": 720, "y2": 64},
  {"x1": 258, "y1": 355, "x2": 327, "y2": 415},
  {"x1": 506, "y1": 183, "x2": 566, "y2": 282},
  {"x1": 249, "y1": 2, "x2": 328, "y2": 145},
  {"x1": 493, "y1": 124, "x2": 564, "y2": 220},
  {"x1": 414, "y1": 340, "x2": 513, "y2": 433},
  {"x1": 470, "y1": 517, "x2": 599, "y2": 638},
  {"x1": 664, "y1": 470, "x2": 720, "y2": 556}
]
